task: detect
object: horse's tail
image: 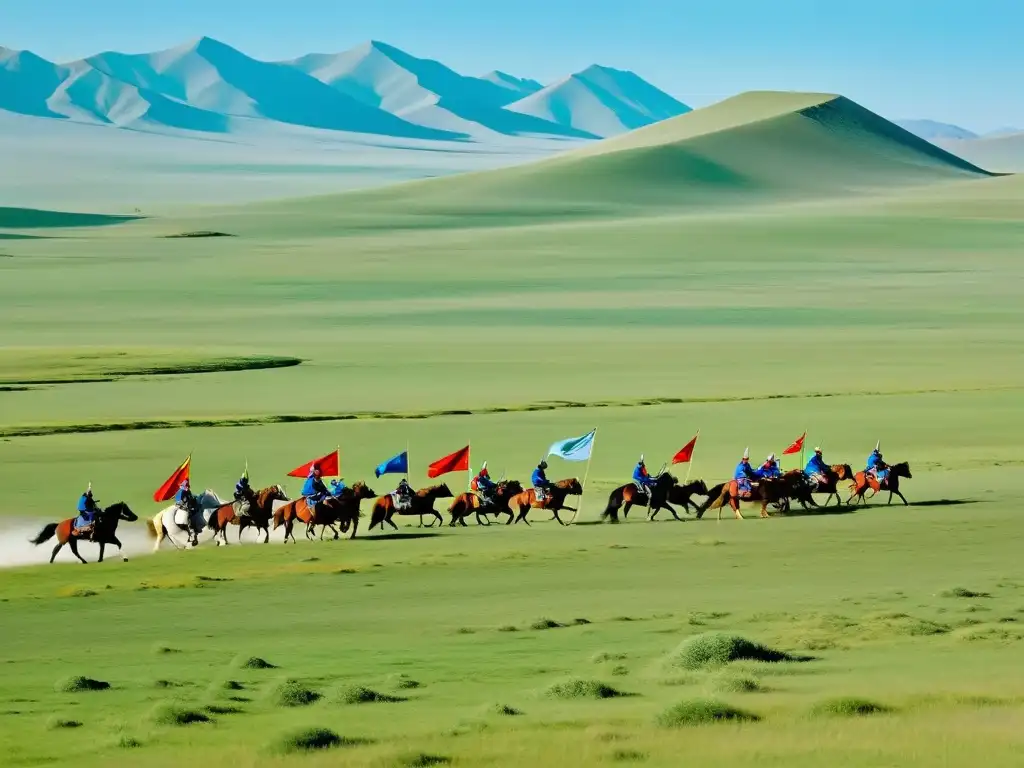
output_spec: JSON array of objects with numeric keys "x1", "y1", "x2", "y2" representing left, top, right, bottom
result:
[
  {"x1": 30, "y1": 523, "x2": 58, "y2": 546},
  {"x1": 145, "y1": 517, "x2": 158, "y2": 539},
  {"x1": 206, "y1": 507, "x2": 221, "y2": 530},
  {"x1": 272, "y1": 506, "x2": 285, "y2": 530},
  {"x1": 706, "y1": 489, "x2": 729, "y2": 511},
  {"x1": 369, "y1": 501, "x2": 386, "y2": 528},
  {"x1": 601, "y1": 488, "x2": 624, "y2": 521}
]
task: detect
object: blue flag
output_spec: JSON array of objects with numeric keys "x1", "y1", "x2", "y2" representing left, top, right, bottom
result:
[
  {"x1": 547, "y1": 429, "x2": 596, "y2": 462},
  {"x1": 374, "y1": 451, "x2": 409, "y2": 478}
]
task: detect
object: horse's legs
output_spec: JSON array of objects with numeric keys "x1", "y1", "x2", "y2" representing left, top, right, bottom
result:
[
  {"x1": 68, "y1": 538, "x2": 87, "y2": 564},
  {"x1": 760, "y1": 501, "x2": 770, "y2": 519},
  {"x1": 110, "y1": 535, "x2": 123, "y2": 550},
  {"x1": 665, "y1": 502, "x2": 682, "y2": 521},
  {"x1": 894, "y1": 489, "x2": 909, "y2": 506},
  {"x1": 732, "y1": 498, "x2": 744, "y2": 520},
  {"x1": 98, "y1": 542, "x2": 106, "y2": 563},
  {"x1": 386, "y1": 513, "x2": 399, "y2": 531},
  {"x1": 433, "y1": 510, "x2": 443, "y2": 527},
  {"x1": 552, "y1": 509, "x2": 566, "y2": 526},
  {"x1": 515, "y1": 505, "x2": 530, "y2": 525},
  {"x1": 49, "y1": 542, "x2": 63, "y2": 563},
  {"x1": 622, "y1": 501, "x2": 632, "y2": 519}
]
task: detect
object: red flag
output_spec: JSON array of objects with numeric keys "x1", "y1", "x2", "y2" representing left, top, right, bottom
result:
[
  {"x1": 671, "y1": 433, "x2": 699, "y2": 464},
  {"x1": 427, "y1": 445, "x2": 470, "y2": 478},
  {"x1": 782, "y1": 432, "x2": 806, "y2": 456},
  {"x1": 153, "y1": 455, "x2": 191, "y2": 502},
  {"x1": 287, "y1": 449, "x2": 340, "y2": 478}
]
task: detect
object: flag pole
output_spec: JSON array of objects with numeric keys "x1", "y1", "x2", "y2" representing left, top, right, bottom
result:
[
  {"x1": 406, "y1": 439, "x2": 410, "y2": 481},
  {"x1": 683, "y1": 429, "x2": 699, "y2": 484},
  {"x1": 571, "y1": 428, "x2": 596, "y2": 524},
  {"x1": 800, "y1": 430, "x2": 806, "y2": 470}
]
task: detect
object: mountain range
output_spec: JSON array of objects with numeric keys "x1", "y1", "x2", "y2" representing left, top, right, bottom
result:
[{"x1": 0, "y1": 38, "x2": 691, "y2": 141}]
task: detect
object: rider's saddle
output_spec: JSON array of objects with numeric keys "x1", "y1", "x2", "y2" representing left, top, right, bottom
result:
[{"x1": 392, "y1": 492, "x2": 413, "y2": 511}]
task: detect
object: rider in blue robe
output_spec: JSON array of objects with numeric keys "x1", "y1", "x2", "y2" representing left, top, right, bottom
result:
[
  {"x1": 234, "y1": 473, "x2": 253, "y2": 515},
  {"x1": 74, "y1": 485, "x2": 98, "y2": 534},
  {"x1": 804, "y1": 448, "x2": 828, "y2": 485},
  {"x1": 632, "y1": 456, "x2": 655, "y2": 494},
  {"x1": 866, "y1": 448, "x2": 889, "y2": 483},
  {"x1": 301, "y1": 465, "x2": 328, "y2": 508},
  {"x1": 329, "y1": 479, "x2": 348, "y2": 497},
  {"x1": 174, "y1": 479, "x2": 196, "y2": 512},
  {"x1": 757, "y1": 454, "x2": 782, "y2": 479},
  {"x1": 532, "y1": 461, "x2": 553, "y2": 500},
  {"x1": 734, "y1": 454, "x2": 757, "y2": 495},
  {"x1": 474, "y1": 463, "x2": 497, "y2": 504}
]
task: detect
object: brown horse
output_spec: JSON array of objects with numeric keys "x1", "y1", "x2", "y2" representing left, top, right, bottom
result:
[
  {"x1": 206, "y1": 485, "x2": 289, "y2": 545},
  {"x1": 847, "y1": 462, "x2": 912, "y2": 506},
  {"x1": 31, "y1": 502, "x2": 137, "y2": 564},
  {"x1": 369, "y1": 484, "x2": 454, "y2": 531},
  {"x1": 508, "y1": 478, "x2": 583, "y2": 526},
  {"x1": 787, "y1": 464, "x2": 853, "y2": 509},
  {"x1": 666, "y1": 479, "x2": 711, "y2": 516},
  {"x1": 273, "y1": 494, "x2": 347, "y2": 544},
  {"x1": 704, "y1": 477, "x2": 791, "y2": 520},
  {"x1": 602, "y1": 472, "x2": 680, "y2": 523},
  {"x1": 448, "y1": 480, "x2": 525, "y2": 526},
  {"x1": 309, "y1": 482, "x2": 376, "y2": 540}
]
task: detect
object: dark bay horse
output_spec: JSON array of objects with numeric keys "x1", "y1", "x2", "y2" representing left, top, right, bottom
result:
[
  {"x1": 602, "y1": 472, "x2": 681, "y2": 523},
  {"x1": 310, "y1": 482, "x2": 376, "y2": 540},
  {"x1": 666, "y1": 479, "x2": 710, "y2": 516},
  {"x1": 448, "y1": 480, "x2": 524, "y2": 526},
  {"x1": 369, "y1": 484, "x2": 453, "y2": 531},
  {"x1": 704, "y1": 477, "x2": 791, "y2": 520},
  {"x1": 787, "y1": 464, "x2": 853, "y2": 509},
  {"x1": 508, "y1": 478, "x2": 583, "y2": 526},
  {"x1": 207, "y1": 485, "x2": 289, "y2": 545},
  {"x1": 31, "y1": 502, "x2": 137, "y2": 564},
  {"x1": 847, "y1": 462, "x2": 912, "y2": 506}
]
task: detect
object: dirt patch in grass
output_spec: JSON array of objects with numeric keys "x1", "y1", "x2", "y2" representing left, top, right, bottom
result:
[
  {"x1": 810, "y1": 697, "x2": 890, "y2": 717},
  {"x1": 56, "y1": 676, "x2": 109, "y2": 693},
  {"x1": 656, "y1": 698, "x2": 759, "y2": 727},
  {"x1": 670, "y1": 633, "x2": 802, "y2": 670},
  {"x1": 546, "y1": 679, "x2": 626, "y2": 700}
]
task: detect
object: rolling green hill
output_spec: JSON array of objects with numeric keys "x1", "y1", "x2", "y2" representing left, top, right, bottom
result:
[{"x1": 133, "y1": 90, "x2": 997, "y2": 238}]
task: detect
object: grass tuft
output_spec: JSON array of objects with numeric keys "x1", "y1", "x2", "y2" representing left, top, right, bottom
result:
[
  {"x1": 272, "y1": 727, "x2": 352, "y2": 753},
  {"x1": 205, "y1": 704, "x2": 243, "y2": 715},
  {"x1": 546, "y1": 679, "x2": 625, "y2": 700},
  {"x1": 270, "y1": 679, "x2": 321, "y2": 707},
  {"x1": 612, "y1": 750, "x2": 648, "y2": 762},
  {"x1": 592, "y1": 651, "x2": 628, "y2": 663},
  {"x1": 56, "y1": 676, "x2": 109, "y2": 693},
  {"x1": 149, "y1": 702, "x2": 211, "y2": 726},
  {"x1": 490, "y1": 703, "x2": 523, "y2": 716},
  {"x1": 237, "y1": 656, "x2": 275, "y2": 670},
  {"x1": 397, "y1": 753, "x2": 451, "y2": 767},
  {"x1": 810, "y1": 697, "x2": 889, "y2": 717},
  {"x1": 117, "y1": 736, "x2": 143, "y2": 749},
  {"x1": 670, "y1": 633, "x2": 798, "y2": 670},
  {"x1": 46, "y1": 717, "x2": 82, "y2": 730},
  {"x1": 942, "y1": 587, "x2": 991, "y2": 599},
  {"x1": 655, "y1": 698, "x2": 759, "y2": 727},
  {"x1": 219, "y1": 680, "x2": 244, "y2": 691},
  {"x1": 529, "y1": 618, "x2": 563, "y2": 630},
  {"x1": 713, "y1": 673, "x2": 763, "y2": 694},
  {"x1": 337, "y1": 685, "x2": 404, "y2": 705}
]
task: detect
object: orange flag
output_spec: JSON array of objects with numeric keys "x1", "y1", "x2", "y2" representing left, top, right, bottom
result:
[{"x1": 153, "y1": 455, "x2": 191, "y2": 502}]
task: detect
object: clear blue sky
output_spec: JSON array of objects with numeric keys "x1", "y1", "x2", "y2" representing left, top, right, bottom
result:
[{"x1": 4, "y1": 0, "x2": 1020, "y2": 132}]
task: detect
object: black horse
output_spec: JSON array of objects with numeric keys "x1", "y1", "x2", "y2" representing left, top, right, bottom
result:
[
  {"x1": 31, "y1": 502, "x2": 138, "y2": 564},
  {"x1": 602, "y1": 472, "x2": 680, "y2": 523}
]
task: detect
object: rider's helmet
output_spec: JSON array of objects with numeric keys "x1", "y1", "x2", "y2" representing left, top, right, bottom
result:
[
  {"x1": 85, "y1": 483, "x2": 93, "y2": 498},
  {"x1": 638, "y1": 454, "x2": 645, "y2": 466},
  {"x1": 814, "y1": 447, "x2": 822, "y2": 455},
  {"x1": 312, "y1": 464, "x2": 321, "y2": 477},
  {"x1": 480, "y1": 461, "x2": 489, "y2": 477},
  {"x1": 539, "y1": 460, "x2": 548, "y2": 470}
]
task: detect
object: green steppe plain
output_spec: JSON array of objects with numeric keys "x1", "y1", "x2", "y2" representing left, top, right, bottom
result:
[{"x1": 2, "y1": 94, "x2": 1024, "y2": 766}]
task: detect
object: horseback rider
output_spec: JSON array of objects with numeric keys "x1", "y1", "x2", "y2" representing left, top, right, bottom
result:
[
  {"x1": 301, "y1": 464, "x2": 329, "y2": 510},
  {"x1": 234, "y1": 471, "x2": 253, "y2": 517},
  {"x1": 532, "y1": 460, "x2": 553, "y2": 502},
  {"x1": 472, "y1": 462, "x2": 497, "y2": 506},
  {"x1": 866, "y1": 442, "x2": 889, "y2": 483},
  {"x1": 393, "y1": 477, "x2": 414, "y2": 510},
  {"x1": 734, "y1": 448, "x2": 758, "y2": 496},
  {"x1": 174, "y1": 478, "x2": 197, "y2": 514},
  {"x1": 757, "y1": 453, "x2": 782, "y2": 479},
  {"x1": 329, "y1": 478, "x2": 348, "y2": 497},
  {"x1": 632, "y1": 455, "x2": 655, "y2": 495},
  {"x1": 804, "y1": 447, "x2": 828, "y2": 487},
  {"x1": 72, "y1": 483, "x2": 98, "y2": 538}
]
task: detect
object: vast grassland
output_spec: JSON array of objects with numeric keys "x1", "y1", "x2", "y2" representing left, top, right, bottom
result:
[{"x1": 1, "y1": 94, "x2": 1023, "y2": 765}]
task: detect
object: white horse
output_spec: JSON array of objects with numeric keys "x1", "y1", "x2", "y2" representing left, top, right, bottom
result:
[{"x1": 146, "y1": 490, "x2": 228, "y2": 551}]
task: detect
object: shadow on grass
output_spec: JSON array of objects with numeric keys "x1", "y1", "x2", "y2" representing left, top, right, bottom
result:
[{"x1": 362, "y1": 532, "x2": 441, "y2": 542}]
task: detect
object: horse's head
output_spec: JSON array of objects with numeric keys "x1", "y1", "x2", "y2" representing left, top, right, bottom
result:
[
  {"x1": 435, "y1": 484, "x2": 454, "y2": 499},
  {"x1": 355, "y1": 482, "x2": 376, "y2": 500},
  {"x1": 559, "y1": 478, "x2": 583, "y2": 495},
  {"x1": 892, "y1": 461, "x2": 912, "y2": 478},
  {"x1": 258, "y1": 485, "x2": 289, "y2": 505},
  {"x1": 500, "y1": 479, "x2": 524, "y2": 496},
  {"x1": 832, "y1": 464, "x2": 852, "y2": 480},
  {"x1": 655, "y1": 472, "x2": 678, "y2": 489},
  {"x1": 101, "y1": 501, "x2": 137, "y2": 522}
]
